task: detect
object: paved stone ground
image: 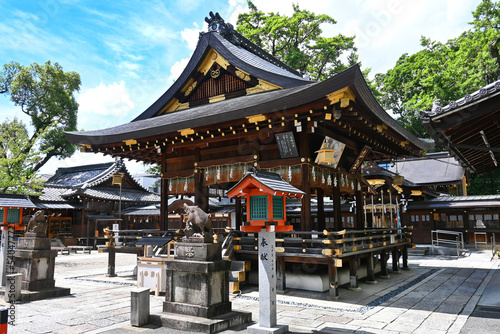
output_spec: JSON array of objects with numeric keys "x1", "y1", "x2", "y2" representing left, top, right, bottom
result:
[{"x1": 1, "y1": 247, "x2": 499, "y2": 333}]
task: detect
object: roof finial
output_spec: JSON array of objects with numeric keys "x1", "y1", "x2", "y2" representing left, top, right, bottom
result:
[{"x1": 205, "y1": 11, "x2": 235, "y2": 40}]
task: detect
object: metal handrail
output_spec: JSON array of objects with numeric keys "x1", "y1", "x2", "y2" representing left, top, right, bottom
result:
[{"x1": 431, "y1": 229, "x2": 465, "y2": 258}]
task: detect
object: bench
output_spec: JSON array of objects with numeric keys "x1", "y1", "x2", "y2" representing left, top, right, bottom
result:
[
  {"x1": 67, "y1": 245, "x2": 92, "y2": 254},
  {"x1": 52, "y1": 247, "x2": 70, "y2": 255}
]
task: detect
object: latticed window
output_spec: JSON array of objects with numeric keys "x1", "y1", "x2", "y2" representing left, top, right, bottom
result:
[
  {"x1": 0, "y1": 209, "x2": 20, "y2": 224},
  {"x1": 272, "y1": 196, "x2": 283, "y2": 220},
  {"x1": 250, "y1": 196, "x2": 267, "y2": 220}
]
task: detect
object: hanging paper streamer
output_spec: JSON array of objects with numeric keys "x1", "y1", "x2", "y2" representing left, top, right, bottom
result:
[
  {"x1": 312, "y1": 167, "x2": 316, "y2": 182},
  {"x1": 327, "y1": 174, "x2": 332, "y2": 186},
  {"x1": 288, "y1": 166, "x2": 292, "y2": 181},
  {"x1": 184, "y1": 178, "x2": 188, "y2": 192}
]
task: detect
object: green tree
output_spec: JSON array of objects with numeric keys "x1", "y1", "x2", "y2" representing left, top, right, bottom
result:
[
  {"x1": 236, "y1": 1, "x2": 359, "y2": 81},
  {"x1": 0, "y1": 118, "x2": 46, "y2": 193},
  {"x1": 0, "y1": 60, "x2": 81, "y2": 193},
  {"x1": 375, "y1": 0, "x2": 500, "y2": 138}
]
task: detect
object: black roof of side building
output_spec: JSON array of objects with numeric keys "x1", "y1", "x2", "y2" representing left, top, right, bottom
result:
[
  {"x1": 38, "y1": 160, "x2": 160, "y2": 203},
  {"x1": 421, "y1": 80, "x2": 500, "y2": 174}
]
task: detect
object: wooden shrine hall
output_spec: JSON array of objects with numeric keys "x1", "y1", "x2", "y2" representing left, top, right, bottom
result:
[
  {"x1": 67, "y1": 13, "x2": 432, "y2": 231},
  {"x1": 67, "y1": 13, "x2": 434, "y2": 294}
]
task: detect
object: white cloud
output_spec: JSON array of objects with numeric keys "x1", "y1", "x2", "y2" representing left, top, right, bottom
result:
[
  {"x1": 167, "y1": 58, "x2": 190, "y2": 84},
  {"x1": 181, "y1": 27, "x2": 200, "y2": 50},
  {"x1": 78, "y1": 81, "x2": 135, "y2": 117}
]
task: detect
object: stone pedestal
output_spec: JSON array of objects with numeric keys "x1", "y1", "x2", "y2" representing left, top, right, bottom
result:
[
  {"x1": 153, "y1": 240, "x2": 251, "y2": 333},
  {"x1": 12, "y1": 232, "x2": 70, "y2": 302}
]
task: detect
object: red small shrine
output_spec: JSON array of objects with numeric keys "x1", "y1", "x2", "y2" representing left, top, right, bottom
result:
[{"x1": 227, "y1": 168, "x2": 304, "y2": 232}]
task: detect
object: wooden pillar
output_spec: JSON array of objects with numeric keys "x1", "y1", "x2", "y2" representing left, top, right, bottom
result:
[
  {"x1": 317, "y1": 188, "x2": 325, "y2": 231},
  {"x1": 402, "y1": 246, "x2": 410, "y2": 270},
  {"x1": 276, "y1": 256, "x2": 286, "y2": 292},
  {"x1": 380, "y1": 251, "x2": 390, "y2": 278},
  {"x1": 463, "y1": 210, "x2": 470, "y2": 243},
  {"x1": 349, "y1": 256, "x2": 360, "y2": 290},
  {"x1": 81, "y1": 199, "x2": 87, "y2": 243},
  {"x1": 366, "y1": 253, "x2": 377, "y2": 283},
  {"x1": 332, "y1": 175, "x2": 342, "y2": 231},
  {"x1": 235, "y1": 198, "x2": 242, "y2": 230},
  {"x1": 356, "y1": 182, "x2": 364, "y2": 230},
  {"x1": 300, "y1": 133, "x2": 311, "y2": 232},
  {"x1": 392, "y1": 248, "x2": 400, "y2": 273},
  {"x1": 160, "y1": 147, "x2": 168, "y2": 230},
  {"x1": 328, "y1": 259, "x2": 339, "y2": 299},
  {"x1": 194, "y1": 148, "x2": 209, "y2": 212}
]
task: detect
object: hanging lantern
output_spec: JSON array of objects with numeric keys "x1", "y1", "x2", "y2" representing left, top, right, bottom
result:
[
  {"x1": 112, "y1": 173, "x2": 124, "y2": 185},
  {"x1": 315, "y1": 148, "x2": 336, "y2": 165}
]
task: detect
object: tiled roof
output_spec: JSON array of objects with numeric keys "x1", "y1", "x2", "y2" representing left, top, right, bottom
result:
[
  {"x1": 33, "y1": 202, "x2": 84, "y2": 209},
  {"x1": 38, "y1": 187, "x2": 69, "y2": 202},
  {"x1": 46, "y1": 161, "x2": 122, "y2": 188},
  {"x1": 425, "y1": 80, "x2": 500, "y2": 116},
  {"x1": 228, "y1": 168, "x2": 305, "y2": 197},
  {"x1": 409, "y1": 195, "x2": 500, "y2": 210},
  {"x1": 38, "y1": 160, "x2": 160, "y2": 204},
  {"x1": 75, "y1": 187, "x2": 160, "y2": 202},
  {"x1": 388, "y1": 152, "x2": 464, "y2": 186},
  {"x1": 0, "y1": 194, "x2": 36, "y2": 208}
]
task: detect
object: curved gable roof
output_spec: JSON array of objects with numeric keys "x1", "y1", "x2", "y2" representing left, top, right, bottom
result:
[{"x1": 133, "y1": 31, "x2": 310, "y2": 121}]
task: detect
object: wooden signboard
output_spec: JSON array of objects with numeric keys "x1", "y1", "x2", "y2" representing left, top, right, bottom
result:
[
  {"x1": 349, "y1": 145, "x2": 371, "y2": 174},
  {"x1": 276, "y1": 132, "x2": 299, "y2": 158}
]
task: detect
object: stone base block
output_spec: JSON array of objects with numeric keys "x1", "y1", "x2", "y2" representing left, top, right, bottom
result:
[
  {"x1": 17, "y1": 234, "x2": 51, "y2": 250},
  {"x1": 0, "y1": 286, "x2": 71, "y2": 303},
  {"x1": 23, "y1": 278, "x2": 55, "y2": 291},
  {"x1": 247, "y1": 323, "x2": 289, "y2": 334},
  {"x1": 163, "y1": 300, "x2": 232, "y2": 318},
  {"x1": 151, "y1": 310, "x2": 252, "y2": 333},
  {"x1": 175, "y1": 242, "x2": 222, "y2": 261}
]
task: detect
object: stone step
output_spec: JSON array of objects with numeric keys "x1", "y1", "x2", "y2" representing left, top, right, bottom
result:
[
  {"x1": 408, "y1": 247, "x2": 429, "y2": 256},
  {"x1": 230, "y1": 260, "x2": 251, "y2": 272}
]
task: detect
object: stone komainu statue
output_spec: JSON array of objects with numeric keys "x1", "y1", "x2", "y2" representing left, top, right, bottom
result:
[
  {"x1": 26, "y1": 210, "x2": 48, "y2": 235},
  {"x1": 183, "y1": 203, "x2": 212, "y2": 238}
]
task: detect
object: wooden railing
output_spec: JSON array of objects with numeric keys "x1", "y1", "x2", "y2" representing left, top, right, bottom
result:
[{"x1": 222, "y1": 226, "x2": 413, "y2": 261}]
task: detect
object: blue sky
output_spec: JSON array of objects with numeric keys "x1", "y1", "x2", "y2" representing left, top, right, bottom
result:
[{"x1": 0, "y1": 0, "x2": 480, "y2": 175}]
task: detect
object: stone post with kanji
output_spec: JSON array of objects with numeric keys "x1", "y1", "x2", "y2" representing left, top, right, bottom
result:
[{"x1": 248, "y1": 227, "x2": 288, "y2": 334}]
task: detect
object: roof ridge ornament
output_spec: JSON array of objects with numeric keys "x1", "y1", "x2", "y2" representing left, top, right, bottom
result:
[
  {"x1": 204, "y1": 11, "x2": 303, "y2": 77},
  {"x1": 205, "y1": 11, "x2": 236, "y2": 41}
]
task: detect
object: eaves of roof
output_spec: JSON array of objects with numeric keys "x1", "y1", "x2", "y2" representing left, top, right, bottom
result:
[
  {"x1": 0, "y1": 194, "x2": 36, "y2": 208},
  {"x1": 66, "y1": 65, "x2": 433, "y2": 152}
]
